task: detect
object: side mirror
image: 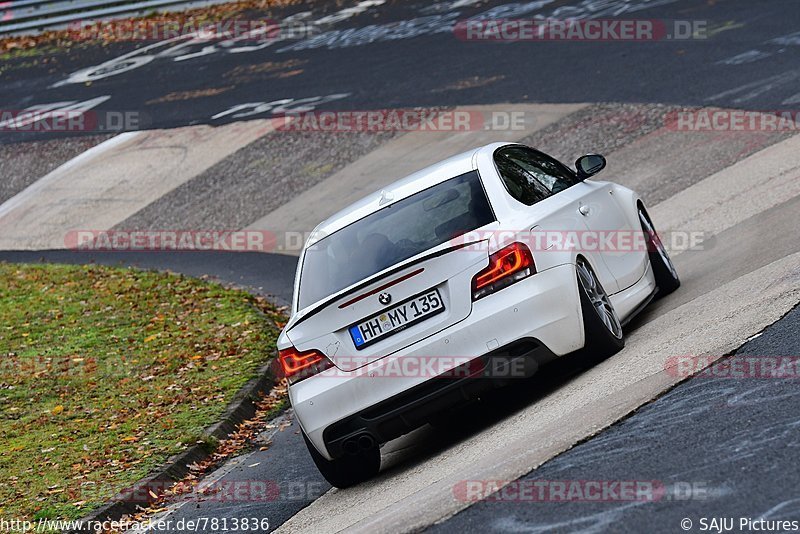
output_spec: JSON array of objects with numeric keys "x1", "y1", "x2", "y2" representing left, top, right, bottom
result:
[{"x1": 575, "y1": 154, "x2": 606, "y2": 180}]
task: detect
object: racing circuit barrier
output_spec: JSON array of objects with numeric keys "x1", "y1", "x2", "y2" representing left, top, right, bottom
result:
[{"x1": 0, "y1": 0, "x2": 226, "y2": 36}]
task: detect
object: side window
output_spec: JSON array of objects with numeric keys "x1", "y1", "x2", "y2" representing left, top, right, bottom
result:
[
  {"x1": 500, "y1": 146, "x2": 581, "y2": 195},
  {"x1": 494, "y1": 153, "x2": 551, "y2": 206}
]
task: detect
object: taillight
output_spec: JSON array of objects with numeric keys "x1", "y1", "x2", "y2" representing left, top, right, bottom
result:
[
  {"x1": 277, "y1": 346, "x2": 333, "y2": 384},
  {"x1": 471, "y1": 242, "x2": 535, "y2": 300}
]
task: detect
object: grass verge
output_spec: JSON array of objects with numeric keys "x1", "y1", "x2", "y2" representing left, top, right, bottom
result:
[{"x1": 0, "y1": 262, "x2": 284, "y2": 521}]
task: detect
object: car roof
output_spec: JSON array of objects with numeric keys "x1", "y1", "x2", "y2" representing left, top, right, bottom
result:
[{"x1": 307, "y1": 142, "x2": 509, "y2": 246}]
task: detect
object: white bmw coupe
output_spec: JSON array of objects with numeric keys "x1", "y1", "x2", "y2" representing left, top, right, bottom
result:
[{"x1": 276, "y1": 142, "x2": 679, "y2": 487}]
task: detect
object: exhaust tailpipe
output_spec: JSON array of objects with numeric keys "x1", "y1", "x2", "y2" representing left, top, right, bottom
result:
[
  {"x1": 342, "y1": 439, "x2": 360, "y2": 455},
  {"x1": 358, "y1": 433, "x2": 375, "y2": 450},
  {"x1": 342, "y1": 432, "x2": 376, "y2": 455}
]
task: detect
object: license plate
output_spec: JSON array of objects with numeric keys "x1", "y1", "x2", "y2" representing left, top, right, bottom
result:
[{"x1": 349, "y1": 289, "x2": 444, "y2": 350}]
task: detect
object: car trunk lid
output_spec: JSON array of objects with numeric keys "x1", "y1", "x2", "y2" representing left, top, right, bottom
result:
[{"x1": 285, "y1": 243, "x2": 489, "y2": 371}]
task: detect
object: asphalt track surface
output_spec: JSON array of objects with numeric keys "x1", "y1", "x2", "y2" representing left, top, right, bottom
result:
[
  {"x1": 3, "y1": 0, "x2": 800, "y2": 532},
  {"x1": 2, "y1": 0, "x2": 800, "y2": 143},
  {"x1": 2, "y1": 187, "x2": 799, "y2": 533},
  {"x1": 430, "y1": 304, "x2": 800, "y2": 534}
]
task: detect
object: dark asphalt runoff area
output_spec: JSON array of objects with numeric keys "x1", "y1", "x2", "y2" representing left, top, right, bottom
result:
[
  {"x1": 2, "y1": 0, "x2": 800, "y2": 143},
  {"x1": 0, "y1": 250, "x2": 298, "y2": 306},
  {"x1": 150, "y1": 410, "x2": 332, "y2": 534},
  {"x1": 430, "y1": 304, "x2": 800, "y2": 534}
]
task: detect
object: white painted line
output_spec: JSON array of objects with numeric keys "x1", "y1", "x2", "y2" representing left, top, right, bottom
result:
[
  {"x1": 651, "y1": 133, "x2": 800, "y2": 252},
  {"x1": 706, "y1": 70, "x2": 800, "y2": 104},
  {"x1": 0, "y1": 131, "x2": 141, "y2": 219},
  {"x1": 0, "y1": 120, "x2": 276, "y2": 250}
]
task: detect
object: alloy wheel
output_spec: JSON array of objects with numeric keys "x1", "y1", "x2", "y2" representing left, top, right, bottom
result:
[
  {"x1": 577, "y1": 259, "x2": 623, "y2": 339},
  {"x1": 640, "y1": 212, "x2": 678, "y2": 280}
]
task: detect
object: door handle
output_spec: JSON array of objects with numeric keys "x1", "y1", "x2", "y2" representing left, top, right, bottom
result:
[{"x1": 578, "y1": 205, "x2": 590, "y2": 216}]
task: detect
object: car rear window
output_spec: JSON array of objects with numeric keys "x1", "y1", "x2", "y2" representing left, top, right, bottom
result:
[{"x1": 297, "y1": 170, "x2": 494, "y2": 309}]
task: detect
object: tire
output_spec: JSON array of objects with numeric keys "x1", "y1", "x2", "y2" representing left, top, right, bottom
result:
[
  {"x1": 302, "y1": 432, "x2": 381, "y2": 489},
  {"x1": 577, "y1": 257, "x2": 624, "y2": 358},
  {"x1": 638, "y1": 208, "x2": 680, "y2": 297}
]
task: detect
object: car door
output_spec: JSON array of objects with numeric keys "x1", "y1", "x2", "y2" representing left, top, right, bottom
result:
[
  {"x1": 493, "y1": 146, "x2": 620, "y2": 294},
  {"x1": 500, "y1": 146, "x2": 646, "y2": 292},
  {"x1": 571, "y1": 179, "x2": 647, "y2": 291}
]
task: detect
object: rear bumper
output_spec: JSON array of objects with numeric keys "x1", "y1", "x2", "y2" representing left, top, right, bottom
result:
[
  {"x1": 290, "y1": 262, "x2": 584, "y2": 460},
  {"x1": 323, "y1": 338, "x2": 555, "y2": 458}
]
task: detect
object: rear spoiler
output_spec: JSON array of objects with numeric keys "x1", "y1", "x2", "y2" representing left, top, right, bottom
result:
[{"x1": 289, "y1": 240, "x2": 484, "y2": 329}]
